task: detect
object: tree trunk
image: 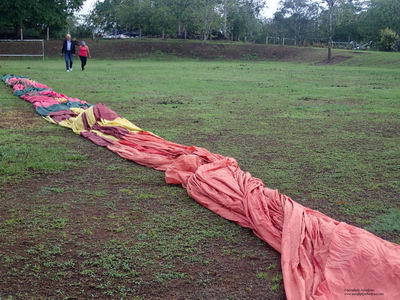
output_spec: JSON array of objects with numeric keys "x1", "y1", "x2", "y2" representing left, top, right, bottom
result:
[
  {"x1": 184, "y1": 27, "x2": 187, "y2": 40},
  {"x1": 178, "y1": 22, "x2": 182, "y2": 38},
  {"x1": 139, "y1": 28, "x2": 142, "y2": 39},
  {"x1": 162, "y1": 29, "x2": 165, "y2": 39},
  {"x1": 20, "y1": 20, "x2": 23, "y2": 40},
  {"x1": 223, "y1": 0, "x2": 228, "y2": 39},
  {"x1": 47, "y1": 27, "x2": 50, "y2": 41},
  {"x1": 327, "y1": 2, "x2": 334, "y2": 62}
]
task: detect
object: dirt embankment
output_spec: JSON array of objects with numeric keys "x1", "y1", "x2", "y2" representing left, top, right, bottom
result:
[{"x1": 0, "y1": 39, "x2": 350, "y2": 63}]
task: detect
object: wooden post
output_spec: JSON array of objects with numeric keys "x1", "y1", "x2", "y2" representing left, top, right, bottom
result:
[
  {"x1": 283, "y1": 37, "x2": 285, "y2": 46},
  {"x1": 42, "y1": 40, "x2": 45, "y2": 61},
  {"x1": 46, "y1": 27, "x2": 49, "y2": 40},
  {"x1": 223, "y1": 0, "x2": 228, "y2": 39},
  {"x1": 327, "y1": 0, "x2": 335, "y2": 62}
]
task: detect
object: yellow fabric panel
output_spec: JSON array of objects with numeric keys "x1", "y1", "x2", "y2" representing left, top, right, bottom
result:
[
  {"x1": 59, "y1": 118, "x2": 77, "y2": 131},
  {"x1": 42, "y1": 106, "x2": 141, "y2": 136},
  {"x1": 55, "y1": 108, "x2": 93, "y2": 134},
  {"x1": 70, "y1": 114, "x2": 86, "y2": 134},
  {"x1": 58, "y1": 114, "x2": 85, "y2": 134},
  {"x1": 55, "y1": 97, "x2": 68, "y2": 103},
  {"x1": 85, "y1": 106, "x2": 97, "y2": 128},
  {"x1": 98, "y1": 117, "x2": 142, "y2": 132},
  {"x1": 70, "y1": 107, "x2": 87, "y2": 114},
  {"x1": 69, "y1": 107, "x2": 96, "y2": 129},
  {"x1": 43, "y1": 116, "x2": 57, "y2": 124}
]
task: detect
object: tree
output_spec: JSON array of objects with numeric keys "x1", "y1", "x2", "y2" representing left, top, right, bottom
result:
[
  {"x1": 359, "y1": 0, "x2": 400, "y2": 42},
  {"x1": 89, "y1": 0, "x2": 123, "y2": 33},
  {"x1": 195, "y1": 0, "x2": 221, "y2": 40},
  {"x1": 274, "y1": 0, "x2": 320, "y2": 43},
  {"x1": 0, "y1": 0, "x2": 83, "y2": 39},
  {"x1": 333, "y1": 0, "x2": 365, "y2": 42},
  {"x1": 227, "y1": 0, "x2": 266, "y2": 41},
  {"x1": 117, "y1": 0, "x2": 153, "y2": 37},
  {"x1": 324, "y1": 0, "x2": 336, "y2": 61},
  {"x1": 168, "y1": 0, "x2": 197, "y2": 38}
]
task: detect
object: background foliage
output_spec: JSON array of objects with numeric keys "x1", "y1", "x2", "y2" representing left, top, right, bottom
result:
[{"x1": 0, "y1": 0, "x2": 399, "y2": 50}]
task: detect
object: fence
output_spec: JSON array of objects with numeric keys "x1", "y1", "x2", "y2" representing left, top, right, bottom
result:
[
  {"x1": 0, "y1": 39, "x2": 45, "y2": 60},
  {"x1": 265, "y1": 36, "x2": 370, "y2": 50}
]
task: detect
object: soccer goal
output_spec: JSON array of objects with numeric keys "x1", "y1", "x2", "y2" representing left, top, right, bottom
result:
[{"x1": 0, "y1": 39, "x2": 45, "y2": 60}]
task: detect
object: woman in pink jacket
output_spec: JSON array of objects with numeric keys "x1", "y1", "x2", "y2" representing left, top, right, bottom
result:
[{"x1": 78, "y1": 41, "x2": 91, "y2": 71}]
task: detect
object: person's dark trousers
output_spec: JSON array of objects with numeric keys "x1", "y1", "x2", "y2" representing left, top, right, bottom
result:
[
  {"x1": 64, "y1": 51, "x2": 73, "y2": 70},
  {"x1": 79, "y1": 56, "x2": 87, "y2": 70}
]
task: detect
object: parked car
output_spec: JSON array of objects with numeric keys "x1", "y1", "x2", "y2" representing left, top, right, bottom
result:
[{"x1": 102, "y1": 31, "x2": 141, "y2": 39}]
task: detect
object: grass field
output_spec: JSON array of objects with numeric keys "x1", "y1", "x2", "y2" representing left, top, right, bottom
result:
[{"x1": 1, "y1": 50, "x2": 399, "y2": 298}]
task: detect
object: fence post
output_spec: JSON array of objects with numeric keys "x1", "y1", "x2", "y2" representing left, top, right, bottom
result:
[
  {"x1": 283, "y1": 38, "x2": 285, "y2": 46},
  {"x1": 266, "y1": 36, "x2": 268, "y2": 45},
  {"x1": 42, "y1": 40, "x2": 45, "y2": 61}
]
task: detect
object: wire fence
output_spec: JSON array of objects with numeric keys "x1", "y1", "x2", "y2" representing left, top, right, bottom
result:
[
  {"x1": 0, "y1": 39, "x2": 45, "y2": 60},
  {"x1": 265, "y1": 36, "x2": 373, "y2": 50}
]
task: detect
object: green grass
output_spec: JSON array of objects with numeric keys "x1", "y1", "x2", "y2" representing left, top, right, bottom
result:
[{"x1": 0, "y1": 50, "x2": 399, "y2": 298}]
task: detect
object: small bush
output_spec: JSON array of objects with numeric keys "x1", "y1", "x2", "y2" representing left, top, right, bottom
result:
[{"x1": 378, "y1": 28, "x2": 400, "y2": 51}]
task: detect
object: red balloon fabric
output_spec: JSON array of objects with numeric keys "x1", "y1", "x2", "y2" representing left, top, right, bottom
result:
[{"x1": 2, "y1": 75, "x2": 399, "y2": 299}]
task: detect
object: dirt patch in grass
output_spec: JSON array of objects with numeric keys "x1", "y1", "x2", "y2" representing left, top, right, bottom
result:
[
  {"x1": 343, "y1": 119, "x2": 400, "y2": 138},
  {"x1": 297, "y1": 97, "x2": 363, "y2": 106},
  {"x1": 0, "y1": 109, "x2": 43, "y2": 129},
  {"x1": 316, "y1": 55, "x2": 352, "y2": 65}
]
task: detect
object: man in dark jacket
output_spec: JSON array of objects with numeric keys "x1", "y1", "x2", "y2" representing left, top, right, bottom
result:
[{"x1": 61, "y1": 34, "x2": 76, "y2": 72}]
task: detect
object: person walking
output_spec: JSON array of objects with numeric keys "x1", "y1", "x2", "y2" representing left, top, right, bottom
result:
[
  {"x1": 78, "y1": 41, "x2": 91, "y2": 71},
  {"x1": 61, "y1": 34, "x2": 75, "y2": 72}
]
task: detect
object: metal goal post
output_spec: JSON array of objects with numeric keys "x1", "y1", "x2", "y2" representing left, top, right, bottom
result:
[{"x1": 0, "y1": 39, "x2": 45, "y2": 60}]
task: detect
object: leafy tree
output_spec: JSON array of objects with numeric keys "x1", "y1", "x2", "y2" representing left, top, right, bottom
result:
[
  {"x1": 359, "y1": 0, "x2": 400, "y2": 42},
  {"x1": 89, "y1": 0, "x2": 123, "y2": 33},
  {"x1": 168, "y1": 0, "x2": 197, "y2": 38},
  {"x1": 117, "y1": 0, "x2": 153, "y2": 37},
  {"x1": 274, "y1": 0, "x2": 320, "y2": 42},
  {"x1": 333, "y1": 0, "x2": 365, "y2": 42},
  {"x1": 228, "y1": 0, "x2": 266, "y2": 41},
  {"x1": 195, "y1": 0, "x2": 221, "y2": 40},
  {"x1": 0, "y1": 0, "x2": 83, "y2": 38}
]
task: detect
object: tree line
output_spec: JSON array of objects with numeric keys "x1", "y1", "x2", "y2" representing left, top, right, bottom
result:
[
  {"x1": 88, "y1": 0, "x2": 266, "y2": 42},
  {"x1": 267, "y1": 0, "x2": 400, "y2": 50},
  {"x1": 0, "y1": 0, "x2": 399, "y2": 51},
  {"x1": 0, "y1": 0, "x2": 84, "y2": 39},
  {"x1": 88, "y1": 0, "x2": 400, "y2": 50}
]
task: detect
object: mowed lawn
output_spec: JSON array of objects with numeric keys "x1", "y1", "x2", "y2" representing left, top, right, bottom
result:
[{"x1": 0, "y1": 52, "x2": 399, "y2": 298}]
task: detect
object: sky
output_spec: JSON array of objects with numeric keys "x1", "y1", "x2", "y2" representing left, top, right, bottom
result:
[{"x1": 78, "y1": 0, "x2": 281, "y2": 18}]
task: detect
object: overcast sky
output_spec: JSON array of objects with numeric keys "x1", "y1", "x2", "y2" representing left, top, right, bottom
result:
[{"x1": 78, "y1": 0, "x2": 281, "y2": 18}]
